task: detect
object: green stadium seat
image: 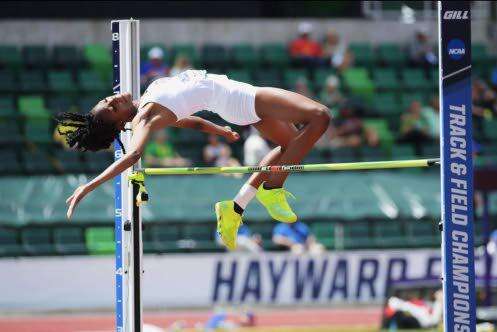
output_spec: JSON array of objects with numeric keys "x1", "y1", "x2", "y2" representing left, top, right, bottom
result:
[
  {"x1": 77, "y1": 95, "x2": 101, "y2": 113},
  {"x1": 54, "y1": 227, "x2": 87, "y2": 255},
  {"x1": 373, "y1": 221, "x2": 405, "y2": 248},
  {"x1": 230, "y1": 44, "x2": 259, "y2": 69},
  {"x1": 83, "y1": 44, "x2": 112, "y2": 81},
  {"x1": 0, "y1": 46, "x2": 22, "y2": 70},
  {"x1": 0, "y1": 96, "x2": 17, "y2": 120},
  {"x1": 85, "y1": 227, "x2": 115, "y2": 255},
  {"x1": 349, "y1": 43, "x2": 376, "y2": 67},
  {"x1": 343, "y1": 222, "x2": 373, "y2": 249},
  {"x1": 78, "y1": 69, "x2": 109, "y2": 94},
  {"x1": 84, "y1": 151, "x2": 113, "y2": 173},
  {"x1": 183, "y1": 224, "x2": 217, "y2": 251},
  {"x1": 363, "y1": 119, "x2": 394, "y2": 147},
  {"x1": 472, "y1": 43, "x2": 491, "y2": 67},
  {"x1": 171, "y1": 44, "x2": 199, "y2": 67},
  {"x1": 0, "y1": 71, "x2": 18, "y2": 94},
  {"x1": 371, "y1": 92, "x2": 401, "y2": 116},
  {"x1": 254, "y1": 69, "x2": 281, "y2": 87},
  {"x1": 0, "y1": 120, "x2": 23, "y2": 146},
  {"x1": 0, "y1": 149, "x2": 22, "y2": 174},
  {"x1": 361, "y1": 146, "x2": 388, "y2": 161},
  {"x1": 260, "y1": 44, "x2": 289, "y2": 69},
  {"x1": 372, "y1": 68, "x2": 400, "y2": 91},
  {"x1": 391, "y1": 144, "x2": 417, "y2": 160},
  {"x1": 48, "y1": 71, "x2": 78, "y2": 95},
  {"x1": 429, "y1": 68, "x2": 439, "y2": 91},
  {"x1": 304, "y1": 148, "x2": 328, "y2": 163},
  {"x1": 54, "y1": 150, "x2": 86, "y2": 173},
  {"x1": 401, "y1": 68, "x2": 431, "y2": 92},
  {"x1": 0, "y1": 228, "x2": 24, "y2": 257},
  {"x1": 19, "y1": 70, "x2": 46, "y2": 94},
  {"x1": 421, "y1": 145, "x2": 440, "y2": 159},
  {"x1": 18, "y1": 95, "x2": 50, "y2": 120},
  {"x1": 21, "y1": 227, "x2": 55, "y2": 256},
  {"x1": 226, "y1": 69, "x2": 252, "y2": 84},
  {"x1": 342, "y1": 68, "x2": 374, "y2": 101},
  {"x1": 47, "y1": 96, "x2": 76, "y2": 114},
  {"x1": 21, "y1": 149, "x2": 56, "y2": 174},
  {"x1": 331, "y1": 147, "x2": 359, "y2": 163},
  {"x1": 283, "y1": 69, "x2": 308, "y2": 89},
  {"x1": 377, "y1": 43, "x2": 406, "y2": 67},
  {"x1": 201, "y1": 44, "x2": 228, "y2": 70},
  {"x1": 52, "y1": 46, "x2": 81, "y2": 69},
  {"x1": 311, "y1": 222, "x2": 335, "y2": 249},
  {"x1": 149, "y1": 224, "x2": 180, "y2": 253},
  {"x1": 313, "y1": 69, "x2": 337, "y2": 90},
  {"x1": 23, "y1": 45, "x2": 49, "y2": 68},
  {"x1": 483, "y1": 120, "x2": 497, "y2": 141},
  {"x1": 406, "y1": 220, "x2": 439, "y2": 247},
  {"x1": 400, "y1": 92, "x2": 425, "y2": 110}
]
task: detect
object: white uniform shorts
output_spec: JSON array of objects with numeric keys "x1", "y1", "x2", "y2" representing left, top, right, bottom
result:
[{"x1": 207, "y1": 73, "x2": 260, "y2": 126}]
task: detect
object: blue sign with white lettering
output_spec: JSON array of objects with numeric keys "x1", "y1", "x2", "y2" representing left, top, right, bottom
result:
[{"x1": 439, "y1": 2, "x2": 475, "y2": 331}]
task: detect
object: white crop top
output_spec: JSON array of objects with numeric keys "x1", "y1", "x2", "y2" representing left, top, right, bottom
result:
[{"x1": 138, "y1": 70, "x2": 214, "y2": 120}]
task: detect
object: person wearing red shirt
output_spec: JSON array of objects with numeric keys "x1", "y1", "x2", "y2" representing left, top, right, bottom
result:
[{"x1": 289, "y1": 22, "x2": 324, "y2": 69}]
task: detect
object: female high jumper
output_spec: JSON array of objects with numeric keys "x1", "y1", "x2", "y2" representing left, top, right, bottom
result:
[{"x1": 58, "y1": 70, "x2": 330, "y2": 250}]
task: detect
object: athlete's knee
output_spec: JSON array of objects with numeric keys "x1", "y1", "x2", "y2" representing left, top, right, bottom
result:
[{"x1": 310, "y1": 106, "x2": 331, "y2": 131}]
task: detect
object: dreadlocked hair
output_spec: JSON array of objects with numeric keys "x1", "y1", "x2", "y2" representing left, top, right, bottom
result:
[{"x1": 55, "y1": 112, "x2": 121, "y2": 152}]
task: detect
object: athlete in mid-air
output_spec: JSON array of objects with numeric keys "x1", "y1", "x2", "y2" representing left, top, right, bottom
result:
[{"x1": 58, "y1": 70, "x2": 330, "y2": 250}]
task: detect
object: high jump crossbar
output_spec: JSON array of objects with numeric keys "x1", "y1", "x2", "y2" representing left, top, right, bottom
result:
[
  {"x1": 137, "y1": 158, "x2": 439, "y2": 176},
  {"x1": 113, "y1": 2, "x2": 476, "y2": 331}
]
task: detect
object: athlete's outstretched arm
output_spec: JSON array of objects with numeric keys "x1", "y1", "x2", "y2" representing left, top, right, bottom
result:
[
  {"x1": 65, "y1": 113, "x2": 155, "y2": 219},
  {"x1": 174, "y1": 116, "x2": 240, "y2": 142}
]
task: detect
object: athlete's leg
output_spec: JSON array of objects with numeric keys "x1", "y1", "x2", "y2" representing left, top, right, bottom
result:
[
  {"x1": 232, "y1": 119, "x2": 298, "y2": 212},
  {"x1": 248, "y1": 119, "x2": 299, "y2": 189},
  {"x1": 254, "y1": 87, "x2": 330, "y2": 188}
]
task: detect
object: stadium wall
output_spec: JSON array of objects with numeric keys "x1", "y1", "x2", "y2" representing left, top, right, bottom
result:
[
  {"x1": 0, "y1": 249, "x2": 494, "y2": 312},
  {"x1": 0, "y1": 19, "x2": 488, "y2": 47}
]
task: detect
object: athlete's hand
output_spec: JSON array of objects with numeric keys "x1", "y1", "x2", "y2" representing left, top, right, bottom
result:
[
  {"x1": 223, "y1": 126, "x2": 240, "y2": 143},
  {"x1": 66, "y1": 185, "x2": 90, "y2": 220}
]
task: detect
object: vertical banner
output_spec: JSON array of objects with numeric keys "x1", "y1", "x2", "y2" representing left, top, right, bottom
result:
[
  {"x1": 439, "y1": 2, "x2": 476, "y2": 332},
  {"x1": 111, "y1": 21, "x2": 124, "y2": 332}
]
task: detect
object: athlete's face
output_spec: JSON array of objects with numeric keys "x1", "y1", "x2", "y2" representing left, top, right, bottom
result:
[{"x1": 91, "y1": 93, "x2": 135, "y2": 131}]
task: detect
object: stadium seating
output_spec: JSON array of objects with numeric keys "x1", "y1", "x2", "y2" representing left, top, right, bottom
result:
[
  {"x1": 54, "y1": 227, "x2": 87, "y2": 255},
  {"x1": 0, "y1": 228, "x2": 24, "y2": 257},
  {"x1": 85, "y1": 227, "x2": 115, "y2": 255},
  {"x1": 0, "y1": 46, "x2": 22, "y2": 70},
  {"x1": 0, "y1": 39, "x2": 494, "y2": 256},
  {"x1": 21, "y1": 227, "x2": 55, "y2": 256}
]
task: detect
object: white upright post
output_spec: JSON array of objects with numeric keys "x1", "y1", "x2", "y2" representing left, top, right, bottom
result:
[{"x1": 111, "y1": 19, "x2": 143, "y2": 332}]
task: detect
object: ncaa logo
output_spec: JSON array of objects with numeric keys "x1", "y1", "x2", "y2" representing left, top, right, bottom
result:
[{"x1": 448, "y1": 39, "x2": 465, "y2": 60}]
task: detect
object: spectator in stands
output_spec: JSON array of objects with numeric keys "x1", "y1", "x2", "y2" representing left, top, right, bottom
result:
[
  {"x1": 289, "y1": 22, "x2": 323, "y2": 69},
  {"x1": 319, "y1": 74, "x2": 345, "y2": 110},
  {"x1": 243, "y1": 127, "x2": 271, "y2": 166},
  {"x1": 144, "y1": 130, "x2": 190, "y2": 167},
  {"x1": 203, "y1": 134, "x2": 241, "y2": 175},
  {"x1": 472, "y1": 79, "x2": 497, "y2": 117},
  {"x1": 319, "y1": 103, "x2": 379, "y2": 148},
  {"x1": 408, "y1": 28, "x2": 437, "y2": 69},
  {"x1": 169, "y1": 54, "x2": 193, "y2": 77},
  {"x1": 293, "y1": 76, "x2": 314, "y2": 99},
  {"x1": 422, "y1": 95, "x2": 440, "y2": 139},
  {"x1": 399, "y1": 100, "x2": 432, "y2": 155},
  {"x1": 141, "y1": 47, "x2": 169, "y2": 87},
  {"x1": 272, "y1": 221, "x2": 324, "y2": 255},
  {"x1": 322, "y1": 28, "x2": 354, "y2": 72},
  {"x1": 216, "y1": 224, "x2": 263, "y2": 253}
]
